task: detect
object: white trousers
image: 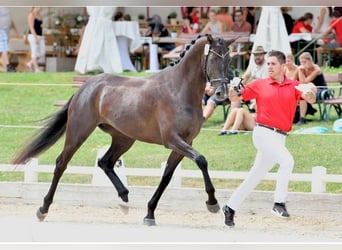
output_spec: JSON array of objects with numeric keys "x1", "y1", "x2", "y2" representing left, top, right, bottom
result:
[
  {"x1": 227, "y1": 125, "x2": 294, "y2": 211},
  {"x1": 28, "y1": 34, "x2": 45, "y2": 62}
]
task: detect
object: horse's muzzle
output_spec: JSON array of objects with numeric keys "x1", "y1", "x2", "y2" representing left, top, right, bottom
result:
[{"x1": 215, "y1": 82, "x2": 229, "y2": 102}]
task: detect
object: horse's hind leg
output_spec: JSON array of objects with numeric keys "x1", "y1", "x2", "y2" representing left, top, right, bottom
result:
[
  {"x1": 37, "y1": 119, "x2": 97, "y2": 221},
  {"x1": 97, "y1": 132, "x2": 135, "y2": 203},
  {"x1": 144, "y1": 151, "x2": 183, "y2": 226}
]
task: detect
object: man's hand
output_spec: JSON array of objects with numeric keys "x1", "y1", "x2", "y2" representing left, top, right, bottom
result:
[{"x1": 228, "y1": 86, "x2": 242, "y2": 102}]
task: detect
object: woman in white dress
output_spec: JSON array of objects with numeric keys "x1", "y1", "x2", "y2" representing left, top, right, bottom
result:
[{"x1": 75, "y1": 6, "x2": 122, "y2": 74}]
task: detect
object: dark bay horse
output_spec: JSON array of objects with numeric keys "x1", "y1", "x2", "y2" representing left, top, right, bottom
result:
[{"x1": 13, "y1": 34, "x2": 235, "y2": 226}]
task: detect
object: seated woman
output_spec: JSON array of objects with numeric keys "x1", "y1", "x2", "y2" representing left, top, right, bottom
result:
[
  {"x1": 290, "y1": 12, "x2": 317, "y2": 60},
  {"x1": 218, "y1": 107, "x2": 256, "y2": 136},
  {"x1": 201, "y1": 9, "x2": 224, "y2": 34},
  {"x1": 181, "y1": 15, "x2": 198, "y2": 35},
  {"x1": 296, "y1": 52, "x2": 328, "y2": 125},
  {"x1": 284, "y1": 53, "x2": 298, "y2": 80}
]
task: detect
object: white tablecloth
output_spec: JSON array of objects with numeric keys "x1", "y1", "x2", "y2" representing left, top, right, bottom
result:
[
  {"x1": 113, "y1": 21, "x2": 141, "y2": 52},
  {"x1": 288, "y1": 33, "x2": 321, "y2": 43},
  {"x1": 113, "y1": 21, "x2": 142, "y2": 72}
]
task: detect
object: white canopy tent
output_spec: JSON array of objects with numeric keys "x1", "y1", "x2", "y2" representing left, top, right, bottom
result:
[
  {"x1": 247, "y1": 6, "x2": 291, "y2": 71},
  {"x1": 252, "y1": 6, "x2": 291, "y2": 53}
]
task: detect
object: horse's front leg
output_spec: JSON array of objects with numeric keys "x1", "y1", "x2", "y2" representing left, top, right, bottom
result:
[
  {"x1": 144, "y1": 151, "x2": 183, "y2": 226},
  {"x1": 194, "y1": 154, "x2": 220, "y2": 213},
  {"x1": 168, "y1": 136, "x2": 219, "y2": 213}
]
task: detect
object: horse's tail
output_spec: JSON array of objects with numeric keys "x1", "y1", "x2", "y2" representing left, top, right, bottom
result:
[{"x1": 12, "y1": 95, "x2": 74, "y2": 164}]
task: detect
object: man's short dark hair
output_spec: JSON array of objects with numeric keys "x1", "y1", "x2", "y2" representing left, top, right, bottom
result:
[{"x1": 268, "y1": 50, "x2": 286, "y2": 64}]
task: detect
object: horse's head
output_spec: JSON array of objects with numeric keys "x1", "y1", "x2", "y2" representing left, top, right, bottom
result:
[{"x1": 202, "y1": 34, "x2": 239, "y2": 101}]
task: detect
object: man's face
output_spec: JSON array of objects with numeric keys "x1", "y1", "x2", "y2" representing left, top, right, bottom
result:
[
  {"x1": 267, "y1": 56, "x2": 284, "y2": 79},
  {"x1": 253, "y1": 53, "x2": 265, "y2": 65},
  {"x1": 235, "y1": 12, "x2": 242, "y2": 21}
]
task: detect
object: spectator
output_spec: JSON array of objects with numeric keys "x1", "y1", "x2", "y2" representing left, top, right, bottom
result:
[
  {"x1": 314, "y1": 7, "x2": 333, "y2": 33},
  {"x1": 181, "y1": 16, "x2": 197, "y2": 35},
  {"x1": 218, "y1": 107, "x2": 256, "y2": 136},
  {"x1": 0, "y1": 7, "x2": 19, "y2": 72},
  {"x1": 316, "y1": 10, "x2": 342, "y2": 66},
  {"x1": 243, "y1": 7, "x2": 256, "y2": 33},
  {"x1": 284, "y1": 53, "x2": 298, "y2": 80},
  {"x1": 75, "y1": 6, "x2": 122, "y2": 74},
  {"x1": 292, "y1": 12, "x2": 314, "y2": 33},
  {"x1": 296, "y1": 52, "x2": 328, "y2": 125},
  {"x1": 26, "y1": 6, "x2": 45, "y2": 73},
  {"x1": 231, "y1": 9, "x2": 252, "y2": 33},
  {"x1": 241, "y1": 45, "x2": 268, "y2": 85},
  {"x1": 222, "y1": 50, "x2": 317, "y2": 227},
  {"x1": 187, "y1": 7, "x2": 200, "y2": 33},
  {"x1": 217, "y1": 7, "x2": 233, "y2": 32},
  {"x1": 281, "y1": 7, "x2": 294, "y2": 35},
  {"x1": 290, "y1": 12, "x2": 314, "y2": 56},
  {"x1": 146, "y1": 14, "x2": 174, "y2": 51},
  {"x1": 201, "y1": 9, "x2": 224, "y2": 34}
]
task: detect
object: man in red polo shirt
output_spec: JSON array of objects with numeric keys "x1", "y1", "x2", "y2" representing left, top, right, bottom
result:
[{"x1": 222, "y1": 50, "x2": 317, "y2": 227}]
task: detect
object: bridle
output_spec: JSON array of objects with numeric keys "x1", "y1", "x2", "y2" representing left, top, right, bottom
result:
[
  {"x1": 203, "y1": 43, "x2": 230, "y2": 86},
  {"x1": 202, "y1": 38, "x2": 245, "y2": 101}
]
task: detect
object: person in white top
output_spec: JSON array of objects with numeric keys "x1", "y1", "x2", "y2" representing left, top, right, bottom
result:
[
  {"x1": 230, "y1": 45, "x2": 268, "y2": 110},
  {"x1": 314, "y1": 7, "x2": 333, "y2": 33},
  {"x1": 0, "y1": 7, "x2": 20, "y2": 72},
  {"x1": 242, "y1": 45, "x2": 268, "y2": 84},
  {"x1": 201, "y1": 9, "x2": 224, "y2": 34},
  {"x1": 75, "y1": 6, "x2": 122, "y2": 74}
]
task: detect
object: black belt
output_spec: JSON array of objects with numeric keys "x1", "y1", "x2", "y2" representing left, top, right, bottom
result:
[{"x1": 256, "y1": 123, "x2": 288, "y2": 136}]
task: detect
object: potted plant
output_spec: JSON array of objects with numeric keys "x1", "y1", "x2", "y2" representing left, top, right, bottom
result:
[
  {"x1": 138, "y1": 14, "x2": 145, "y2": 22},
  {"x1": 168, "y1": 11, "x2": 178, "y2": 25},
  {"x1": 170, "y1": 26, "x2": 177, "y2": 38}
]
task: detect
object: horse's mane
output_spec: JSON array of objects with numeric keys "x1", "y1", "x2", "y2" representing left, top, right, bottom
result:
[{"x1": 169, "y1": 34, "x2": 209, "y2": 67}]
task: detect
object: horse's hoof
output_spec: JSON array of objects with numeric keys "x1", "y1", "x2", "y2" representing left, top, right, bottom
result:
[
  {"x1": 206, "y1": 202, "x2": 220, "y2": 213},
  {"x1": 36, "y1": 208, "x2": 48, "y2": 222},
  {"x1": 143, "y1": 217, "x2": 156, "y2": 226},
  {"x1": 119, "y1": 193, "x2": 129, "y2": 203}
]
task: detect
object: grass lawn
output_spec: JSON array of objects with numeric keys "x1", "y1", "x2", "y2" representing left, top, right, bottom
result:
[{"x1": 0, "y1": 69, "x2": 342, "y2": 193}]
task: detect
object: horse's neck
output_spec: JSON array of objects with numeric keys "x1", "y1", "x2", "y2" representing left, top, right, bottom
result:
[{"x1": 178, "y1": 43, "x2": 207, "y2": 86}]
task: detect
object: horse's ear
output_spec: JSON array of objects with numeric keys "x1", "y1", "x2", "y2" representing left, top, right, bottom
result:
[
  {"x1": 226, "y1": 36, "x2": 240, "y2": 46},
  {"x1": 207, "y1": 34, "x2": 214, "y2": 43}
]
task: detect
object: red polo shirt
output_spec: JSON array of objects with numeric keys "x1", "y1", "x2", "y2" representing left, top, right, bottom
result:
[
  {"x1": 242, "y1": 77, "x2": 302, "y2": 132},
  {"x1": 292, "y1": 21, "x2": 313, "y2": 33}
]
